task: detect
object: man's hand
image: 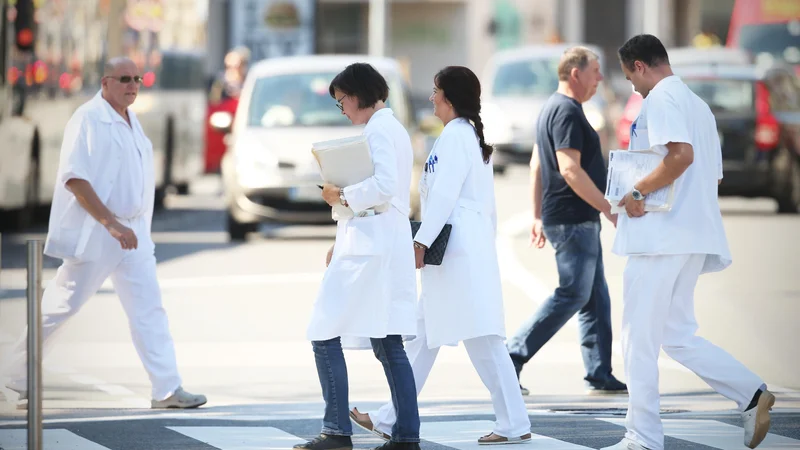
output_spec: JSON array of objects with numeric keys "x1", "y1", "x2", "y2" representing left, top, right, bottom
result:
[
  {"x1": 603, "y1": 210, "x2": 618, "y2": 227},
  {"x1": 321, "y1": 183, "x2": 342, "y2": 207},
  {"x1": 529, "y1": 218, "x2": 546, "y2": 249},
  {"x1": 618, "y1": 192, "x2": 646, "y2": 218},
  {"x1": 326, "y1": 244, "x2": 334, "y2": 267},
  {"x1": 106, "y1": 220, "x2": 138, "y2": 250},
  {"x1": 414, "y1": 244, "x2": 426, "y2": 269}
]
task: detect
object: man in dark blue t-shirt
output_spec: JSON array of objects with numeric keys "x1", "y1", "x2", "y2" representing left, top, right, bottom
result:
[{"x1": 506, "y1": 46, "x2": 626, "y2": 396}]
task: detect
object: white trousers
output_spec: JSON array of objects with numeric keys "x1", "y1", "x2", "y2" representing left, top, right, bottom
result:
[
  {"x1": 622, "y1": 254, "x2": 764, "y2": 450},
  {"x1": 3, "y1": 218, "x2": 182, "y2": 401},
  {"x1": 372, "y1": 317, "x2": 531, "y2": 438}
]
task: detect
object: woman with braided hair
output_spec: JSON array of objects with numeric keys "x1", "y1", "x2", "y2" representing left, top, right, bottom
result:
[{"x1": 350, "y1": 66, "x2": 532, "y2": 444}]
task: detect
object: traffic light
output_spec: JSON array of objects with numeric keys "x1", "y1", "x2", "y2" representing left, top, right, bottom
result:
[{"x1": 14, "y1": 0, "x2": 35, "y2": 52}]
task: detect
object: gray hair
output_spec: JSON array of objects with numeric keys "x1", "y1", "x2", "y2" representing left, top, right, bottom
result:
[{"x1": 557, "y1": 46, "x2": 599, "y2": 81}]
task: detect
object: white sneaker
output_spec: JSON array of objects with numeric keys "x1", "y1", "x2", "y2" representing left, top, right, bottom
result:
[
  {"x1": 151, "y1": 387, "x2": 207, "y2": 409},
  {"x1": 600, "y1": 438, "x2": 650, "y2": 450},
  {"x1": 742, "y1": 389, "x2": 775, "y2": 449}
]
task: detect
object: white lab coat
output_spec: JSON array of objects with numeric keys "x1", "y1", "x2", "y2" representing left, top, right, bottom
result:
[
  {"x1": 44, "y1": 90, "x2": 155, "y2": 262},
  {"x1": 414, "y1": 118, "x2": 504, "y2": 349},
  {"x1": 306, "y1": 108, "x2": 417, "y2": 348}
]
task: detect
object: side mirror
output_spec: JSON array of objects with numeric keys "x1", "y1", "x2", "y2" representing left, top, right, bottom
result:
[{"x1": 209, "y1": 111, "x2": 233, "y2": 134}]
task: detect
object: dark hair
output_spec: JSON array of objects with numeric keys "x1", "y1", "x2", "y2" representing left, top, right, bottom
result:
[
  {"x1": 434, "y1": 66, "x2": 493, "y2": 164},
  {"x1": 329, "y1": 63, "x2": 389, "y2": 109},
  {"x1": 617, "y1": 34, "x2": 670, "y2": 71}
]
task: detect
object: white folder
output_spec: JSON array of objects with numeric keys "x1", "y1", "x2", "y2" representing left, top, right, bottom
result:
[
  {"x1": 604, "y1": 145, "x2": 676, "y2": 213},
  {"x1": 312, "y1": 135, "x2": 375, "y2": 220}
]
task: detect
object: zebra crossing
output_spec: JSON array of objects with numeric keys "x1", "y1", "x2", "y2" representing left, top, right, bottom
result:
[{"x1": 1, "y1": 416, "x2": 799, "y2": 450}]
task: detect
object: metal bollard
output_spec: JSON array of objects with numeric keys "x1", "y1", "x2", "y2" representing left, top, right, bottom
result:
[{"x1": 27, "y1": 239, "x2": 43, "y2": 450}]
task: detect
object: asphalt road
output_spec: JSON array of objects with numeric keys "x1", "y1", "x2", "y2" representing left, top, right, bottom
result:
[{"x1": 0, "y1": 168, "x2": 798, "y2": 449}]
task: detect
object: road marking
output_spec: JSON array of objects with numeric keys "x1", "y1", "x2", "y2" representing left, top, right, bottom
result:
[
  {"x1": 420, "y1": 420, "x2": 591, "y2": 450},
  {"x1": 0, "y1": 429, "x2": 112, "y2": 449},
  {"x1": 599, "y1": 417, "x2": 800, "y2": 449},
  {"x1": 169, "y1": 426, "x2": 303, "y2": 450}
]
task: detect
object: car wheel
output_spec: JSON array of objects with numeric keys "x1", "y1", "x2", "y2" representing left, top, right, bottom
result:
[
  {"x1": 776, "y1": 153, "x2": 800, "y2": 214},
  {"x1": 227, "y1": 211, "x2": 258, "y2": 241}
]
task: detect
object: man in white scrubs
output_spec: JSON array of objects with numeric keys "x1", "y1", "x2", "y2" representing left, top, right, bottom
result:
[
  {"x1": 2, "y1": 57, "x2": 206, "y2": 409},
  {"x1": 602, "y1": 35, "x2": 773, "y2": 450}
]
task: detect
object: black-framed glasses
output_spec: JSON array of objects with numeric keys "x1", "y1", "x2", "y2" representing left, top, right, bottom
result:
[
  {"x1": 336, "y1": 94, "x2": 346, "y2": 112},
  {"x1": 107, "y1": 75, "x2": 143, "y2": 84}
]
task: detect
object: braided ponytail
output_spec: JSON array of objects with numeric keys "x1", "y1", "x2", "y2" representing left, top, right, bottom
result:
[{"x1": 434, "y1": 66, "x2": 494, "y2": 164}]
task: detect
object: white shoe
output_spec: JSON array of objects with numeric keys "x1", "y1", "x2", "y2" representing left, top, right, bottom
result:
[
  {"x1": 600, "y1": 438, "x2": 650, "y2": 450},
  {"x1": 151, "y1": 387, "x2": 207, "y2": 409},
  {"x1": 742, "y1": 389, "x2": 775, "y2": 449}
]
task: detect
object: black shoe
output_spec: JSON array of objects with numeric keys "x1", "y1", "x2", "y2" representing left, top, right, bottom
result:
[
  {"x1": 371, "y1": 441, "x2": 421, "y2": 450},
  {"x1": 293, "y1": 434, "x2": 353, "y2": 450},
  {"x1": 586, "y1": 377, "x2": 628, "y2": 395}
]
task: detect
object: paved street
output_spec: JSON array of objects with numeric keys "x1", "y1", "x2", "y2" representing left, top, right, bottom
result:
[{"x1": 0, "y1": 168, "x2": 798, "y2": 449}]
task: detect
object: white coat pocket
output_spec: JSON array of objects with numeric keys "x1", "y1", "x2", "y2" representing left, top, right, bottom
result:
[{"x1": 335, "y1": 213, "x2": 388, "y2": 256}]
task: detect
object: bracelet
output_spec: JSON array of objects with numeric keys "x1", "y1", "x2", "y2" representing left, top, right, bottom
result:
[{"x1": 413, "y1": 241, "x2": 427, "y2": 250}]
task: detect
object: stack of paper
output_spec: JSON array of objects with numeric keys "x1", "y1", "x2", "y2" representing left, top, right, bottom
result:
[
  {"x1": 312, "y1": 135, "x2": 375, "y2": 220},
  {"x1": 604, "y1": 146, "x2": 676, "y2": 213}
]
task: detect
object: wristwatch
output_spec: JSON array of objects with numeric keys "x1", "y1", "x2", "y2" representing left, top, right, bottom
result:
[
  {"x1": 631, "y1": 187, "x2": 645, "y2": 201},
  {"x1": 338, "y1": 188, "x2": 348, "y2": 207}
]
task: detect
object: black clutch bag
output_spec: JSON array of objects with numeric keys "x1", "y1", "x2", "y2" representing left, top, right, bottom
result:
[{"x1": 410, "y1": 221, "x2": 452, "y2": 266}]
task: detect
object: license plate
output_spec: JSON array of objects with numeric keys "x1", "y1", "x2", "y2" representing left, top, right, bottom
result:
[{"x1": 288, "y1": 185, "x2": 324, "y2": 202}]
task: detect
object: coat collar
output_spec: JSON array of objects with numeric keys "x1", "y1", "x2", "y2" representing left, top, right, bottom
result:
[
  {"x1": 366, "y1": 107, "x2": 393, "y2": 126},
  {"x1": 90, "y1": 90, "x2": 132, "y2": 124}
]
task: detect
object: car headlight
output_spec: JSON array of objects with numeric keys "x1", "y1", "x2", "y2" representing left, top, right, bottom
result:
[
  {"x1": 482, "y1": 103, "x2": 513, "y2": 144},
  {"x1": 583, "y1": 106, "x2": 606, "y2": 131},
  {"x1": 234, "y1": 137, "x2": 278, "y2": 189}
]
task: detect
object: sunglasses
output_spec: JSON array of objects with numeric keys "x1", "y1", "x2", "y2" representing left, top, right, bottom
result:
[{"x1": 107, "y1": 75, "x2": 143, "y2": 84}]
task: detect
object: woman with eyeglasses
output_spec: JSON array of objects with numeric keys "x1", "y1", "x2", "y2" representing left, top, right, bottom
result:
[
  {"x1": 350, "y1": 66, "x2": 532, "y2": 445},
  {"x1": 297, "y1": 62, "x2": 421, "y2": 450}
]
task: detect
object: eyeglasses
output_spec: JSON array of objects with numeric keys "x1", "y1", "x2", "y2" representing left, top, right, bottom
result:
[
  {"x1": 336, "y1": 94, "x2": 346, "y2": 112},
  {"x1": 107, "y1": 75, "x2": 143, "y2": 84}
]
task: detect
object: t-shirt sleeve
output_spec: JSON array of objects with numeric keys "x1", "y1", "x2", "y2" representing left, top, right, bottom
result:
[
  {"x1": 646, "y1": 90, "x2": 692, "y2": 147},
  {"x1": 551, "y1": 106, "x2": 584, "y2": 153}
]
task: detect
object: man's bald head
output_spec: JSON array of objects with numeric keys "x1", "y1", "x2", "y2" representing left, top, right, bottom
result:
[
  {"x1": 104, "y1": 57, "x2": 137, "y2": 77},
  {"x1": 101, "y1": 57, "x2": 140, "y2": 112}
]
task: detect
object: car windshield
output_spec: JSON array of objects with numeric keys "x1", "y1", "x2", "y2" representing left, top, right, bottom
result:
[
  {"x1": 683, "y1": 78, "x2": 753, "y2": 113},
  {"x1": 491, "y1": 58, "x2": 561, "y2": 96},
  {"x1": 738, "y1": 21, "x2": 800, "y2": 65},
  {"x1": 248, "y1": 72, "x2": 351, "y2": 127}
]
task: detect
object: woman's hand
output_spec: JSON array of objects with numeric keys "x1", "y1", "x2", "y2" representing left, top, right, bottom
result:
[
  {"x1": 414, "y1": 243, "x2": 426, "y2": 269},
  {"x1": 321, "y1": 184, "x2": 343, "y2": 207},
  {"x1": 326, "y1": 244, "x2": 334, "y2": 267}
]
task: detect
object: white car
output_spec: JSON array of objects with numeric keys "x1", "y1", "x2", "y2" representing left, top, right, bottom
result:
[
  {"x1": 481, "y1": 44, "x2": 612, "y2": 164},
  {"x1": 211, "y1": 54, "x2": 426, "y2": 240}
]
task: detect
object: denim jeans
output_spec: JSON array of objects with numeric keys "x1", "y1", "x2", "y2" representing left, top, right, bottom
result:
[
  {"x1": 506, "y1": 220, "x2": 615, "y2": 385},
  {"x1": 312, "y1": 335, "x2": 420, "y2": 442}
]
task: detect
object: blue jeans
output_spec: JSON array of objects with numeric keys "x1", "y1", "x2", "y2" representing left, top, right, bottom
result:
[
  {"x1": 312, "y1": 335, "x2": 420, "y2": 442},
  {"x1": 506, "y1": 220, "x2": 614, "y2": 385}
]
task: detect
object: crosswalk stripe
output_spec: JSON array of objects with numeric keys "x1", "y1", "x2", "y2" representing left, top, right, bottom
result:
[
  {"x1": 599, "y1": 418, "x2": 800, "y2": 449},
  {"x1": 420, "y1": 420, "x2": 593, "y2": 450},
  {"x1": 168, "y1": 426, "x2": 303, "y2": 450},
  {"x1": 0, "y1": 429, "x2": 112, "y2": 450}
]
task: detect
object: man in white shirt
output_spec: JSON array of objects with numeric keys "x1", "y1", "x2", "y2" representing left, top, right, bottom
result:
[
  {"x1": 602, "y1": 35, "x2": 772, "y2": 450},
  {"x1": 2, "y1": 57, "x2": 206, "y2": 409}
]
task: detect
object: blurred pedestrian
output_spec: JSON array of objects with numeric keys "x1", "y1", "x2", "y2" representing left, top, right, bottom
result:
[
  {"x1": 603, "y1": 34, "x2": 773, "y2": 450},
  {"x1": 350, "y1": 66, "x2": 531, "y2": 445},
  {"x1": 208, "y1": 46, "x2": 250, "y2": 104},
  {"x1": 505, "y1": 46, "x2": 626, "y2": 397},
  {"x1": 1, "y1": 57, "x2": 206, "y2": 409},
  {"x1": 297, "y1": 62, "x2": 421, "y2": 450}
]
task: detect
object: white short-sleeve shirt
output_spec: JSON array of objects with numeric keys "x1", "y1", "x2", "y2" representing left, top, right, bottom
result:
[
  {"x1": 612, "y1": 75, "x2": 732, "y2": 273},
  {"x1": 99, "y1": 98, "x2": 146, "y2": 220}
]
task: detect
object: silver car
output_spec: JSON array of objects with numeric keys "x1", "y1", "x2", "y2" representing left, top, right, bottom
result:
[{"x1": 211, "y1": 55, "x2": 426, "y2": 240}]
